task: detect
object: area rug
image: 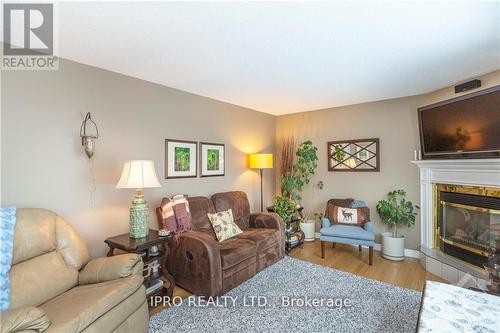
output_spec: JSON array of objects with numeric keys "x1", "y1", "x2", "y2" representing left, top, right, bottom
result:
[{"x1": 150, "y1": 257, "x2": 421, "y2": 333}]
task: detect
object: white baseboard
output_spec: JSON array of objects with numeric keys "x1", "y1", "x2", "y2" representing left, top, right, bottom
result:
[
  {"x1": 354, "y1": 243, "x2": 421, "y2": 259},
  {"x1": 362, "y1": 243, "x2": 420, "y2": 259},
  {"x1": 314, "y1": 233, "x2": 420, "y2": 259},
  {"x1": 402, "y1": 248, "x2": 421, "y2": 259}
]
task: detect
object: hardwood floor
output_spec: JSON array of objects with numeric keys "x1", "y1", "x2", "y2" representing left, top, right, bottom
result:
[
  {"x1": 150, "y1": 239, "x2": 445, "y2": 315},
  {"x1": 291, "y1": 240, "x2": 445, "y2": 292}
]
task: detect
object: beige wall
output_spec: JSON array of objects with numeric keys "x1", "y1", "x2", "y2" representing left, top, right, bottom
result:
[
  {"x1": 2, "y1": 57, "x2": 498, "y2": 255},
  {"x1": 276, "y1": 70, "x2": 500, "y2": 250},
  {"x1": 276, "y1": 96, "x2": 424, "y2": 249},
  {"x1": 1, "y1": 59, "x2": 276, "y2": 258}
]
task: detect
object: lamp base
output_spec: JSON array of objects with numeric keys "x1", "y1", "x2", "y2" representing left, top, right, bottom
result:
[{"x1": 129, "y1": 190, "x2": 150, "y2": 239}]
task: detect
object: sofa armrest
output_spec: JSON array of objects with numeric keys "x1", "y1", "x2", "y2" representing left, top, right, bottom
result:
[
  {"x1": 249, "y1": 212, "x2": 285, "y2": 258},
  {"x1": 0, "y1": 307, "x2": 50, "y2": 333},
  {"x1": 78, "y1": 253, "x2": 143, "y2": 285},
  {"x1": 321, "y1": 217, "x2": 331, "y2": 228},
  {"x1": 363, "y1": 221, "x2": 374, "y2": 233},
  {"x1": 168, "y1": 230, "x2": 222, "y2": 296},
  {"x1": 249, "y1": 213, "x2": 284, "y2": 232}
]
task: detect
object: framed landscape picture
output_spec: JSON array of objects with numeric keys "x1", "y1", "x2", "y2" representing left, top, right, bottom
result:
[
  {"x1": 165, "y1": 139, "x2": 197, "y2": 178},
  {"x1": 200, "y1": 142, "x2": 225, "y2": 177}
]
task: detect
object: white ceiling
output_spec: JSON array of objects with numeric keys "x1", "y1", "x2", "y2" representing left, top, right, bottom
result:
[{"x1": 45, "y1": 2, "x2": 500, "y2": 114}]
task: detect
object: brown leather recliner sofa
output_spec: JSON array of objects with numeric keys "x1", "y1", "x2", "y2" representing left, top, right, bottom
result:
[
  {"x1": 158, "y1": 191, "x2": 285, "y2": 297},
  {"x1": 1, "y1": 209, "x2": 149, "y2": 333}
]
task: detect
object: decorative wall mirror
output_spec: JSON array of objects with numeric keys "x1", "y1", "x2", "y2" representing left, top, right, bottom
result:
[{"x1": 327, "y1": 138, "x2": 380, "y2": 172}]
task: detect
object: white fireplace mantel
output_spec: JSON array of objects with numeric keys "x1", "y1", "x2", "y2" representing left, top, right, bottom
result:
[
  {"x1": 411, "y1": 159, "x2": 499, "y2": 282},
  {"x1": 412, "y1": 158, "x2": 500, "y2": 249}
]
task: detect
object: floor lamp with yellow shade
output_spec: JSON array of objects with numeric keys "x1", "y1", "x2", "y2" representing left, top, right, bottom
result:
[{"x1": 249, "y1": 153, "x2": 273, "y2": 212}]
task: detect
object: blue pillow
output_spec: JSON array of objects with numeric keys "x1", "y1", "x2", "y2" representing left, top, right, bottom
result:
[
  {"x1": 0, "y1": 207, "x2": 16, "y2": 310},
  {"x1": 351, "y1": 200, "x2": 367, "y2": 208}
]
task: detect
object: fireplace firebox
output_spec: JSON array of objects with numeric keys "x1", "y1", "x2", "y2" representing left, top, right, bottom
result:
[{"x1": 436, "y1": 184, "x2": 500, "y2": 268}]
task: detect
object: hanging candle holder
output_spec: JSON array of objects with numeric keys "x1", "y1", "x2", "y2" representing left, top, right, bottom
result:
[{"x1": 80, "y1": 112, "x2": 99, "y2": 158}]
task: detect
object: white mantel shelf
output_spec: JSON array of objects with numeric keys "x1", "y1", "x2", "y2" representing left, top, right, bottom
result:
[
  {"x1": 411, "y1": 158, "x2": 500, "y2": 188},
  {"x1": 412, "y1": 158, "x2": 500, "y2": 170},
  {"x1": 410, "y1": 158, "x2": 499, "y2": 284}
]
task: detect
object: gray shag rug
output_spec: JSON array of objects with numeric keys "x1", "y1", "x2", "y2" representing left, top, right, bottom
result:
[{"x1": 150, "y1": 257, "x2": 421, "y2": 333}]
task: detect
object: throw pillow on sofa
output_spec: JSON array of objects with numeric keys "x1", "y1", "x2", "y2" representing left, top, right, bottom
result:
[
  {"x1": 207, "y1": 209, "x2": 242, "y2": 242},
  {"x1": 329, "y1": 206, "x2": 370, "y2": 226}
]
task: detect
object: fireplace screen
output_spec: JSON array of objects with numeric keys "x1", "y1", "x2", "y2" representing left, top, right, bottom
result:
[{"x1": 439, "y1": 190, "x2": 500, "y2": 267}]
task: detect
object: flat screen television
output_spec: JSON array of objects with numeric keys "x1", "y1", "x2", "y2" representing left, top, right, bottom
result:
[{"x1": 418, "y1": 85, "x2": 500, "y2": 159}]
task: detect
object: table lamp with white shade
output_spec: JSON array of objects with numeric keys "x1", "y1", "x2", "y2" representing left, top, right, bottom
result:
[{"x1": 116, "y1": 160, "x2": 161, "y2": 239}]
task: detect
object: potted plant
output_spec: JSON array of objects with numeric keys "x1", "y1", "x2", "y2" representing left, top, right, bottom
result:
[
  {"x1": 376, "y1": 190, "x2": 419, "y2": 261},
  {"x1": 279, "y1": 140, "x2": 318, "y2": 202},
  {"x1": 300, "y1": 180, "x2": 323, "y2": 241},
  {"x1": 274, "y1": 195, "x2": 297, "y2": 234},
  {"x1": 300, "y1": 217, "x2": 316, "y2": 241},
  {"x1": 278, "y1": 140, "x2": 319, "y2": 240},
  {"x1": 293, "y1": 141, "x2": 319, "y2": 240}
]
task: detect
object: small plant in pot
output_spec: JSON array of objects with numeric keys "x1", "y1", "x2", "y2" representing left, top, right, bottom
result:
[
  {"x1": 376, "y1": 190, "x2": 419, "y2": 261},
  {"x1": 274, "y1": 195, "x2": 298, "y2": 234}
]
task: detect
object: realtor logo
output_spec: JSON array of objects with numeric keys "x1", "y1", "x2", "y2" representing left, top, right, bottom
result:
[
  {"x1": 4, "y1": 3, "x2": 53, "y2": 55},
  {"x1": 2, "y1": 3, "x2": 58, "y2": 70}
]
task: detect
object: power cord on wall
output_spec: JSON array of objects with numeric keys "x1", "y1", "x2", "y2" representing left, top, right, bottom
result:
[{"x1": 89, "y1": 158, "x2": 96, "y2": 208}]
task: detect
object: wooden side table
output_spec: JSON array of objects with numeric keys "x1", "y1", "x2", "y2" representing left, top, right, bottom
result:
[
  {"x1": 266, "y1": 206, "x2": 305, "y2": 254},
  {"x1": 104, "y1": 229, "x2": 175, "y2": 301}
]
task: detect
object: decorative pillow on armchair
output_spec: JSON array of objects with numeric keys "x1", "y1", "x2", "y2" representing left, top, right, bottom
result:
[
  {"x1": 330, "y1": 206, "x2": 370, "y2": 226},
  {"x1": 207, "y1": 209, "x2": 242, "y2": 242}
]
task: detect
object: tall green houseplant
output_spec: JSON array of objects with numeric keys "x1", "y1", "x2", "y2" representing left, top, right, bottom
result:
[
  {"x1": 376, "y1": 190, "x2": 419, "y2": 238},
  {"x1": 275, "y1": 140, "x2": 318, "y2": 226},
  {"x1": 280, "y1": 140, "x2": 318, "y2": 202}
]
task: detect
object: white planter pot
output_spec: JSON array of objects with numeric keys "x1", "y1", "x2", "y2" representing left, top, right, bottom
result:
[
  {"x1": 300, "y1": 220, "x2": 316, "y2": 241},
  {"x1": 382, "y1": 232, "x2": 405, "y2": 261}
]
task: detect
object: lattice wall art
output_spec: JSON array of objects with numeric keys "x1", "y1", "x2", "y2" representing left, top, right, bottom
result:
[{"x1": 327, "y1": 138, "x2": 380, "y2": 172}]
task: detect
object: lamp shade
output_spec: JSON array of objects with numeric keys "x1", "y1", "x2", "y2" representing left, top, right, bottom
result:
[
  {"x1": 249, "y1": 154, "x2": 273, "y2": 169},
  {"x1": 116, "y1": 160, "x2": 161, "y2": 189}
]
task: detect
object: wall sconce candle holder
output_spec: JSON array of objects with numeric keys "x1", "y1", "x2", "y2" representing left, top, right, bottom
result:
[{"x1": 80, "y1": 112, "x2": 99, "y2": 158}]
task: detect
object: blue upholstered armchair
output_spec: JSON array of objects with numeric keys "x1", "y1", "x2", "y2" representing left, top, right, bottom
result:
[{"x1": 320, "y1": 199, "x2": 375, "y2": 265}]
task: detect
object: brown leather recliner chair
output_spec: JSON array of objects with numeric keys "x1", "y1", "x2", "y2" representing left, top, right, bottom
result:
[
  {"x1": 159, "y1": 191, "x2": 284, "y2": 297},
  {"x1": 1, "y1": 209, "x2": 149, "y2": 333}
]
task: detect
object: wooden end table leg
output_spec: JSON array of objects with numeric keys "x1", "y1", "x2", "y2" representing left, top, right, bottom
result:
[
  {"x1": 369, "y1": 246, "x2": 373, "y2": 265},
  {"x1": 321, "y1": 241, "x2": 325, "y2": 258},
  {"x1": 162, "y1": 271, "x2": 175, "y2": 299},
  {"x1": 106, "y1": 247, "x2": 114, "y2": 257},
  {"x1": 285, "y1": 233, "x2": 291, "y2": 255},
  {"x1": 161, "y1": 252, "x2": 175, "y2": 298}
]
